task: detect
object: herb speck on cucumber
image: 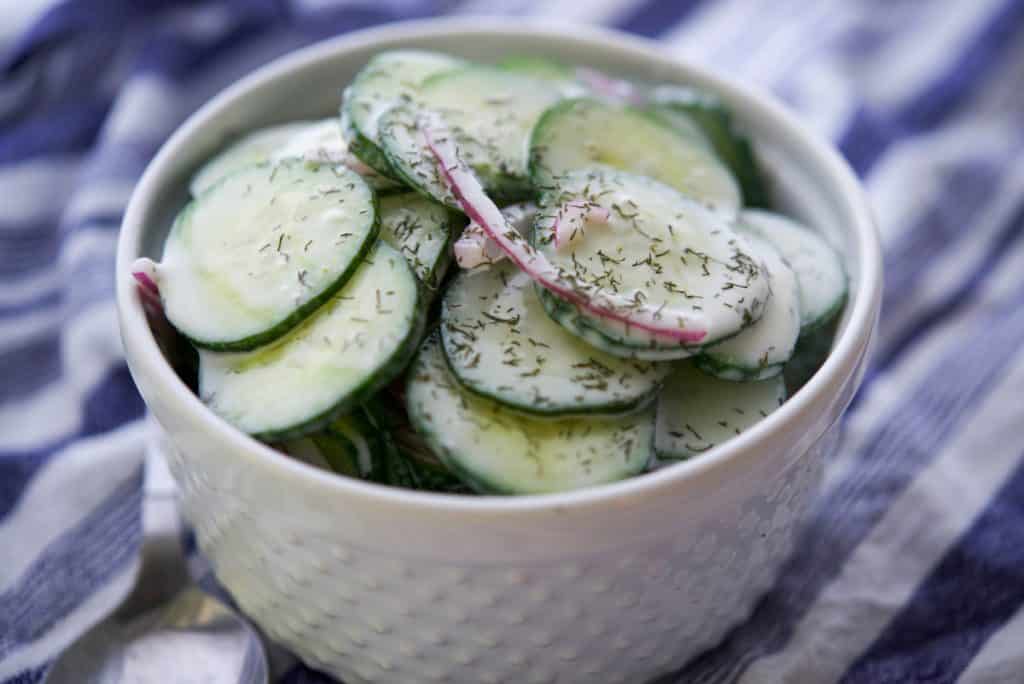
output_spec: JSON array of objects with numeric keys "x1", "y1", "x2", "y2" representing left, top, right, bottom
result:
[{"x1": 133, "y1": 50, "x2": 846, "y2": 495}]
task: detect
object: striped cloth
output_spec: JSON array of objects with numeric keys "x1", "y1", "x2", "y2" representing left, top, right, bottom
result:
[{"x1": 3, "y1": 1, "x2": 1024, "y2": 682}]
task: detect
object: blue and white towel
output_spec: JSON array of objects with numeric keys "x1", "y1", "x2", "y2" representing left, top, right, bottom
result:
[{"x1": 3, "y1": 1, "x2": 1024, "y2": 682}]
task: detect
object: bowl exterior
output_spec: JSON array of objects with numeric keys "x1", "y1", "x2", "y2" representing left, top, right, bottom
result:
[
  {"x1": 118, "y1": 18, "x2": 881, "y2": 684},
  {"x1": 156, "y1": 414, "x2": 844, "y2": 684}
]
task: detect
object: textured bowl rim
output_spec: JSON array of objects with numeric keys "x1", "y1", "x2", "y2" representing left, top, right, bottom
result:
[{"x1": 116, "y1": 17, "x2": 882, "y2": 515}]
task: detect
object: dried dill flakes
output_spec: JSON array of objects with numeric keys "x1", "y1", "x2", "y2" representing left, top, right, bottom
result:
[{"x1": 440, "y1": 260, "x2": 669, "y2": 416}]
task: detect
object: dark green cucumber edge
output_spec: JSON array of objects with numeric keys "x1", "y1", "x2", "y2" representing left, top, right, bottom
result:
[
  {"x1": 534, "y1": 286, "x2": 702, "y2": 361},
  {"x1": 692, "y1": 351, "x2": 786, "y2": 383},
  {"x1": 310, "y1": 431, "x2": 361, "y2": 477},
  {"x1": 249, "y1": 249, "x2": 428, "y2": 443},
  {"x1": 379, "y1": 192, "x2": 463, "y2": 292},
  {"x1": 800, "y1": 281, "x2": 849, "y2": 336},
  {"x1": 528, "y1": 97, "x2": 707, "y2": 192},
  {"x1": 527, "y1": 97, "x2": 593, "y2": 191},
  {"x1": 361, "y1": 397, "x2": 469, "y2": 492},
  {"x1": 657, "y1": 99, "x2": 772, "y2": 209},
  {"x1": 784, "y1": 317, "x2": 839, "y2": 394},
  {"x1": 376, "y1": 105, "x2": 461, "y2": 210},
  {"x1": 438, "y1": 281, "x2": 664, "y2": 418},
  {"x1": 181, "y1": 185, "x2": 382, "y2": 353},
  {"x1": 421, "y1": 205, "x2": 465, "y2": 292},
  {"x1": 415, "y1": 67, "x2": 542, "y2": 205},
  {"x1": 404, "y1": 333, "x2": 522, "y2": 495},
  {"x1": 407, "y1": 333, "x2": 655, "y2": 495},
  {"x1": 340, "y1": 97, "x2": 399, "y2": 179}
]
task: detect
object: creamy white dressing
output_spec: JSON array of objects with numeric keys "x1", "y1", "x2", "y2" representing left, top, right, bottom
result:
[
  {"x1": 536, "y1": 169, "x2": 769, "y2": 350},
  {"x1": 700, "y1": 230, "x2": 801, "y2": 378},
  {"x1": 741, "y1": 209, "x2": 847, "y2": 330},
  {"x1": 655, "y1": 362, "x2": 785, "y2": 460},
  {"x1": 199, "y1": 243, "x2": 418, "y2": 435},
  {"x1": 415, "y1": 67, "x2": 563, "y2": 187},
  {"x1": 276, "y1": 119, "x2": 347, "y2": 164},
  {"x1": 378, "y1": 193, "x2": 453, "y2": 287},
  {"x1": 348, "y1": 50, "x2": 464, "y2": 143},
  {"x1": 160, "y1": 161, "x2": 376, "y2": 346},
  {"x1": 454, "y1": 201, "x2": 537, "y2": 269},
  {"x1": 442, "y1": 260, "x2": 670, "y2": 414},
  {"x1": 408, "y1": 334, "x2": 653, "y2": 494},
  {"x1": 530, "y1": 98, "x2": 740, "y2": 220},
  {"x1": 189, "y1": 121, "x2": 314, "y2": 197}
]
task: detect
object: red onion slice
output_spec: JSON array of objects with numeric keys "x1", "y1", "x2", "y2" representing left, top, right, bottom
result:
[
  {"x1": 420, "y1": 113, "x2": 707, "y2": 344},
  {"x1": 552, "y1": 200, "x2": 610, "y2": 249}
]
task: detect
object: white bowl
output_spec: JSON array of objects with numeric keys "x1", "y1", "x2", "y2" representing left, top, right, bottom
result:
[{"x1": 116, "y1": 18, "x2": 881, "y2": 684}]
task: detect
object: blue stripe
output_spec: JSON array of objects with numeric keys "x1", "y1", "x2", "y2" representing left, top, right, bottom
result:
[
  {"x1": 0, "y1": 446, "x2": 54, "y2": 525},
  {"x1": 0, "y1": 333, "x2": 61, "y2": 405},
  {"x1": 0, "y1": 231, "x2": 58, "y2": 276},
  {"x1": 0, "y1": 466, "x2": 142, "y2": 657},
  {"x1": 677, "y1": 272, "x2": 1024, "y2": 683},
  {"x1": 77, "y1": 140, "x2": 161, "y2": 186},
  {"x1": 613, "y1": 0, "x2": 708, "y2": 37},
  {"x1": 840, "y1": 453, "x2": 1024, "y2": 683},
  {"x1": 80, "y1": 364, "x2": 146, "y2": 437},
  {"x1": 868, "y1": 196, "x2": 1024, "y2": 381},
  {"x1": 610, "y1": 0, "x2": 708, "y2": 37},
  {"x1": 2, "y1": 0, "x2": 149, "y2": 72},
  {"x1": 0, "y1": 287, "x2": 62, "y2": 320},
  {"x1": 880, "y1": 159, "x2": 1003, "y2": 315},
  {"x1": 0, "y1": 212, "x2": 121, "y2": 278},
  {"x1": 1, "y1": 665, "x2": 47, "y2": 684},
  {"x1": 839, "y1": 0, "x2": 1024, "y2": 175},
  {"x1": 287, "y1": 6, "x2": 411, "y2": 41},
  {"x1": 0, "y1": 98, "x2": 110, "y2": 164},
  {"x1": 899, "y1": 0, "x2": 1024, "y2": 130},
  {"x1": 0, "y1": 363, "x2": 145, "y2": 519},
  {"x1": 133, "y1": 17, "x2": 274, "y2": 80}
]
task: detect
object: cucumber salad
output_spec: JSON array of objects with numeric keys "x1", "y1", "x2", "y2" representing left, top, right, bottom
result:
[{"x1": 133, "y1": 50, "x2": 847, "y2": 495}]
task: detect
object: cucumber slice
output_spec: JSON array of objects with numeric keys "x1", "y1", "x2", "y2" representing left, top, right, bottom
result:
[
  {"x1": 276, "y1": 118, "x2": 347, "y2": 164},
  {"x1": 377, "y1": 103, "x2": 458, "y2": 207},
  {"x1": 287, "y1": 408, "x2": 459, "y2": 488},
  {"x1": 497, "y1": 55, "x2": 574, "y2": 80},
  {"x1": 536, "y1": 287, "x2": 700, "y2": 361},
  {"x1": 652, "y1": 86, "x2": 771, "y2": 208},
  {"x1": 696, "y1": 230, "x2": 801, "y2": 381},
  {"x1": 441, "y1": 260, "x2": 670, "y2": 417},
  {"x1": 283, "y1": 414, "x2": 383, "y2": 479},
  {"x1": 655, "y1": 362, "x2": 785, "y2": 460},
  {"x1": 379, "y1": 193, "x2": 460, "y2": 290},
  {"x1": 379, "y1": 67, "x2": 563, "y2": 206},
  {"x1": 783, "y1": 318, "x2": 838, "y2": 393},
  {"x1": 529, "y1": 98, "x2": 741, "y2": 218},
  {"x1": 343, "y1": 50, "x2": 464, "y2": 176},
  {"x1": 741, "y1": 209, "x2": 848, "y2": 333},
  {"x1": 361, "y1": 399, "x2": 469, "y2": 493},
  {"x1": 158, "y1": 160, "x2": 378, "y2": 351},
  {"x1": 311, "y1": 430, "x2": 362, "y2": 478},
  {"x1": 189, "y1": 120, "x2": 337, "y2": 197},
  {"x1": 340, "y1": 92, "x2": 394, "y2": 178},
  {"x1": 644, "y1": 106, "x2": 711, "y2": 149},
  {"x1": 323, "y1": 413, "x2": 379, "y2": 478},
  {"x1": 406, "y1": 333, "x2": 655, "y2": 495},
  {"x1": 198, "y1": 242, "x2": 424, "y2": 440},
  {"x1": 532, "y1": 168, "x2": 769, "y2": 357},
  {"x1": 277, "y1": 437, "x2": 332, "y2": 470},
  {"x1": 496, "y1": 56, "x2": 588, "y2": 97},
  {"x1": 188, "y1": 118, "x2": 402, "y2": 196}
]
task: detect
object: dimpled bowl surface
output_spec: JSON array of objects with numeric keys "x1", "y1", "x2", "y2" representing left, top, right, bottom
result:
[{"x1": 117, "y1": 19, "x2": 881, "y2": 684}]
